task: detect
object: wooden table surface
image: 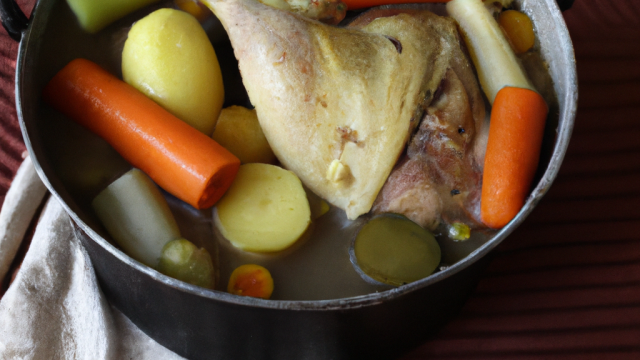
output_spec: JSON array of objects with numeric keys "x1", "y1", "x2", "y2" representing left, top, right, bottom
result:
[{"x1": 1, "y1": 0, "x2": 639, "y2": 358}]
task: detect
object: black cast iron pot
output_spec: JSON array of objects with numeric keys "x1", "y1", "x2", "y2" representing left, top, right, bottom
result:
[{"x1": 2, "y1": 0, "x2": 577, "y2": 358}]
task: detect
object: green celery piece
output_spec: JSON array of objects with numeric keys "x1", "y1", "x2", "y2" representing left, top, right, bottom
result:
[
  {"x1": 66, "y1": 0, "x2": 161, "y2": 33},
  {"x1": 157, "y1": 239, "x2": 215, "y2": 289}
]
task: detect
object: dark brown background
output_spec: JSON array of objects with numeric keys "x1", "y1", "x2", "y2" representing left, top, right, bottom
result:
[{"x1": 1, "y1": 0, "x2": 639, "y2": 358}]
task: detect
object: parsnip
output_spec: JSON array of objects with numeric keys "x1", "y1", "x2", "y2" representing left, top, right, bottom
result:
[
  {"x1": 92, "y1": 169, "x2": 181, "y2": 267},
  {"x1": 447, "y1": 0, "x2": 533, "y2": 104}
]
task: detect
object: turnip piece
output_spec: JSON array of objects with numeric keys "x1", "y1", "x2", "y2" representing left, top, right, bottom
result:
[
  {"x1": 92, "y1": 169, "x2": 180, "y2": 267},
  {"x1": 215, "y1": 164, "x2": 311, "y2": 253}
]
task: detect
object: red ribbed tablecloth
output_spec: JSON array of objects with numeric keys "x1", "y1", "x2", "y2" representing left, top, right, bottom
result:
[{"x1": 2, "y1": 0, "x2": 640, "y2": 358}]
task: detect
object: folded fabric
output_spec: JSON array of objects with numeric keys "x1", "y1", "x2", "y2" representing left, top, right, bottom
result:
[
  {"x1": 0, "y1": 156, "x2": 47, "y2": 282},
  {"x1": 0, "y1": 158, "x2": 183, "y2": 360}
]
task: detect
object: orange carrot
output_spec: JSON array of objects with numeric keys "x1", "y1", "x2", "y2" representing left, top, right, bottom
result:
[
  {"x1": 227, "y1": 264, "x2": 274, "y2": 299},
  {"x1": 481, "y1": 86, "x2": 548, "y2": 229},
  {"x1": 344, "y1": 0, "x2": 449, "y2": 11},
  {"x1": 42, "y1": 58, "x2": 240, "y2": 210}
]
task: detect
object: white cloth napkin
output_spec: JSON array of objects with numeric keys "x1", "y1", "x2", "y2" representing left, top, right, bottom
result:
[{"x1": 0, "y1": 157, "x2": 184, "y2": 360}]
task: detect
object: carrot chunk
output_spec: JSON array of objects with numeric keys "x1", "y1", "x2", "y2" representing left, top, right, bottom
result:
[
  {"x1": 481, "y1": 86, "x2": 548, "y2": 228},
  {"x1": 43, "y1": 58, "x2": 240, "y2": 209},
  {"x1": 227, "y1": 264, "x2": 274, "y2": 299},
  {"x1": 499, "y1": 10, "x2": 535, "y2": 54}
]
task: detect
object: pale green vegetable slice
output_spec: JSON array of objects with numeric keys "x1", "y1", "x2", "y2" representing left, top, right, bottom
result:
[
  {"x1": 122, "y1": 8, "x2": 224, "y2": 135},
  {"x1": 448, "y1": 222, "x2": 471, "y2": 241},
  {"x1": 92, "y1": 168, "x2": 181, "y2": 267},
  {"x1": 354, "y1": 214, "x2": 441, "y2": 286},
  {"x1": 66, "y1": 0, "x2": 160, "y2": 34},
  {"x1": 157, "y1": 239, "x2": 215, "y2": 289}
]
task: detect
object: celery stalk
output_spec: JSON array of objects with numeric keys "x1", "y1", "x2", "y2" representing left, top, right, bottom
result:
[{"x1": 66, "y1": 0, "x2": 160, "y2": 33}]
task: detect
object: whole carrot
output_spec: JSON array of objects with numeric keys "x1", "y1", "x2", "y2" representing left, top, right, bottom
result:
[
  {"x1": 448, "y1": 0, "x2": 547, "y2": 228},
  {"x1": 481, "y1": 86, "x2": 548, "y2": 228},
  {"x1": 42, "y1": 58, "x2": 240, "y2": 209},
  {"x1": 344, "y1": 0, "x2": 449, "y2": 11}
]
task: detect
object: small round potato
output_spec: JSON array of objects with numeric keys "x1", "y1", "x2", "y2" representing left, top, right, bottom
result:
[
  {"x1": 122, "y1": 8, "x2": 224, "y2": 135},
  {"x1": 215, "y1": 164, "x2": 311, "y2": 252},
  {"x1": 212, "y1": 106, "x2": 276, "y2": 164}
]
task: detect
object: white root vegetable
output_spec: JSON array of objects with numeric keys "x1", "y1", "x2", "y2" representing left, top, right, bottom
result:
[
  {"x1": 447, "y1": 0, "x2": 534, "y2": 104},
  {"x1": 92, "y1": 169, "x2": 181, "y2": 267}
]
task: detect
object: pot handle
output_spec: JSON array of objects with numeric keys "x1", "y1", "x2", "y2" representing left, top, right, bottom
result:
[
  {"x1": 556, "y1": 0, "x2": 575, "y2": 12},
  {"x1": 0, "y1": 0, "x2": 28, "y2": 42}
]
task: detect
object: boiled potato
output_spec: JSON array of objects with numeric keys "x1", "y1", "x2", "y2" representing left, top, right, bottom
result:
[
  {"x1": 92, "y1": 169, "x2": 181, "y2": 267},
  {"x1": 66, "y1": 0, "x2": 160, "y2": 33},
  {"x1": 306, "y1": 189, "x2": 330, "y2": 219},
  {"x1": 212, "y1": 106, "x2": 276, "y2": 164},
  {"x1": 215, "y1": 164, "x2": 311, "y2": 252},
  {"x1": 122, "y1": 8, "x2": 224, "y2": 135}
]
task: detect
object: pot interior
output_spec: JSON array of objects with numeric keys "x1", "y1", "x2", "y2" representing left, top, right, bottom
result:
[{"x1": 17, "y1": 0, "x2": 576, "y2": 304}]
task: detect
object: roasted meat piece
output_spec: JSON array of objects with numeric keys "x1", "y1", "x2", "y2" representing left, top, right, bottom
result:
[{"x1": 372, "y1": 18, "x2": 488, "y2": 230}]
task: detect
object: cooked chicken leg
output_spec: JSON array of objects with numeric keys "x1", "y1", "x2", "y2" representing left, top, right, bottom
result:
[
  {"x1": 369, "y1": 9, "x2": 487, "y2": 230},
  {"x1": 203, "y1": 0, "x2": 450, "y2": 219}
]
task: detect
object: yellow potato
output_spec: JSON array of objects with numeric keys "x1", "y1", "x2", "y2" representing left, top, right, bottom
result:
[
  {"x1": 122, "y1": 8, "x2": 224, "y2": 135},
  {"x1": 215, "y1": 164, "x2": 311, "y2": 252},
  {"x1": 306, "y1": 189, "x2": 330, "y2": 219},
  {"x1": 212, "y1": 106, "x2": 276, "y2": 164}
]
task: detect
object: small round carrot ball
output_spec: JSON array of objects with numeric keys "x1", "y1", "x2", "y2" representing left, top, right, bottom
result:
[
  {"x1": 499, "y1": 10, "x2": 535, "y2": 54},
  {"x1": 227, "y1": 264, "x2": 274, "y2": 299}
]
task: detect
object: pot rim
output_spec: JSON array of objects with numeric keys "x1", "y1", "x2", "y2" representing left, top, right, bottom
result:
[{"x1": 15, "y1": 0, "x2": 577, "y2": 312}]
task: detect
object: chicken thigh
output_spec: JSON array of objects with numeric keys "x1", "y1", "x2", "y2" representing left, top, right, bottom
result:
[{"x1": 203, "y1": 0, "x2": 452, "y2": 219}]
